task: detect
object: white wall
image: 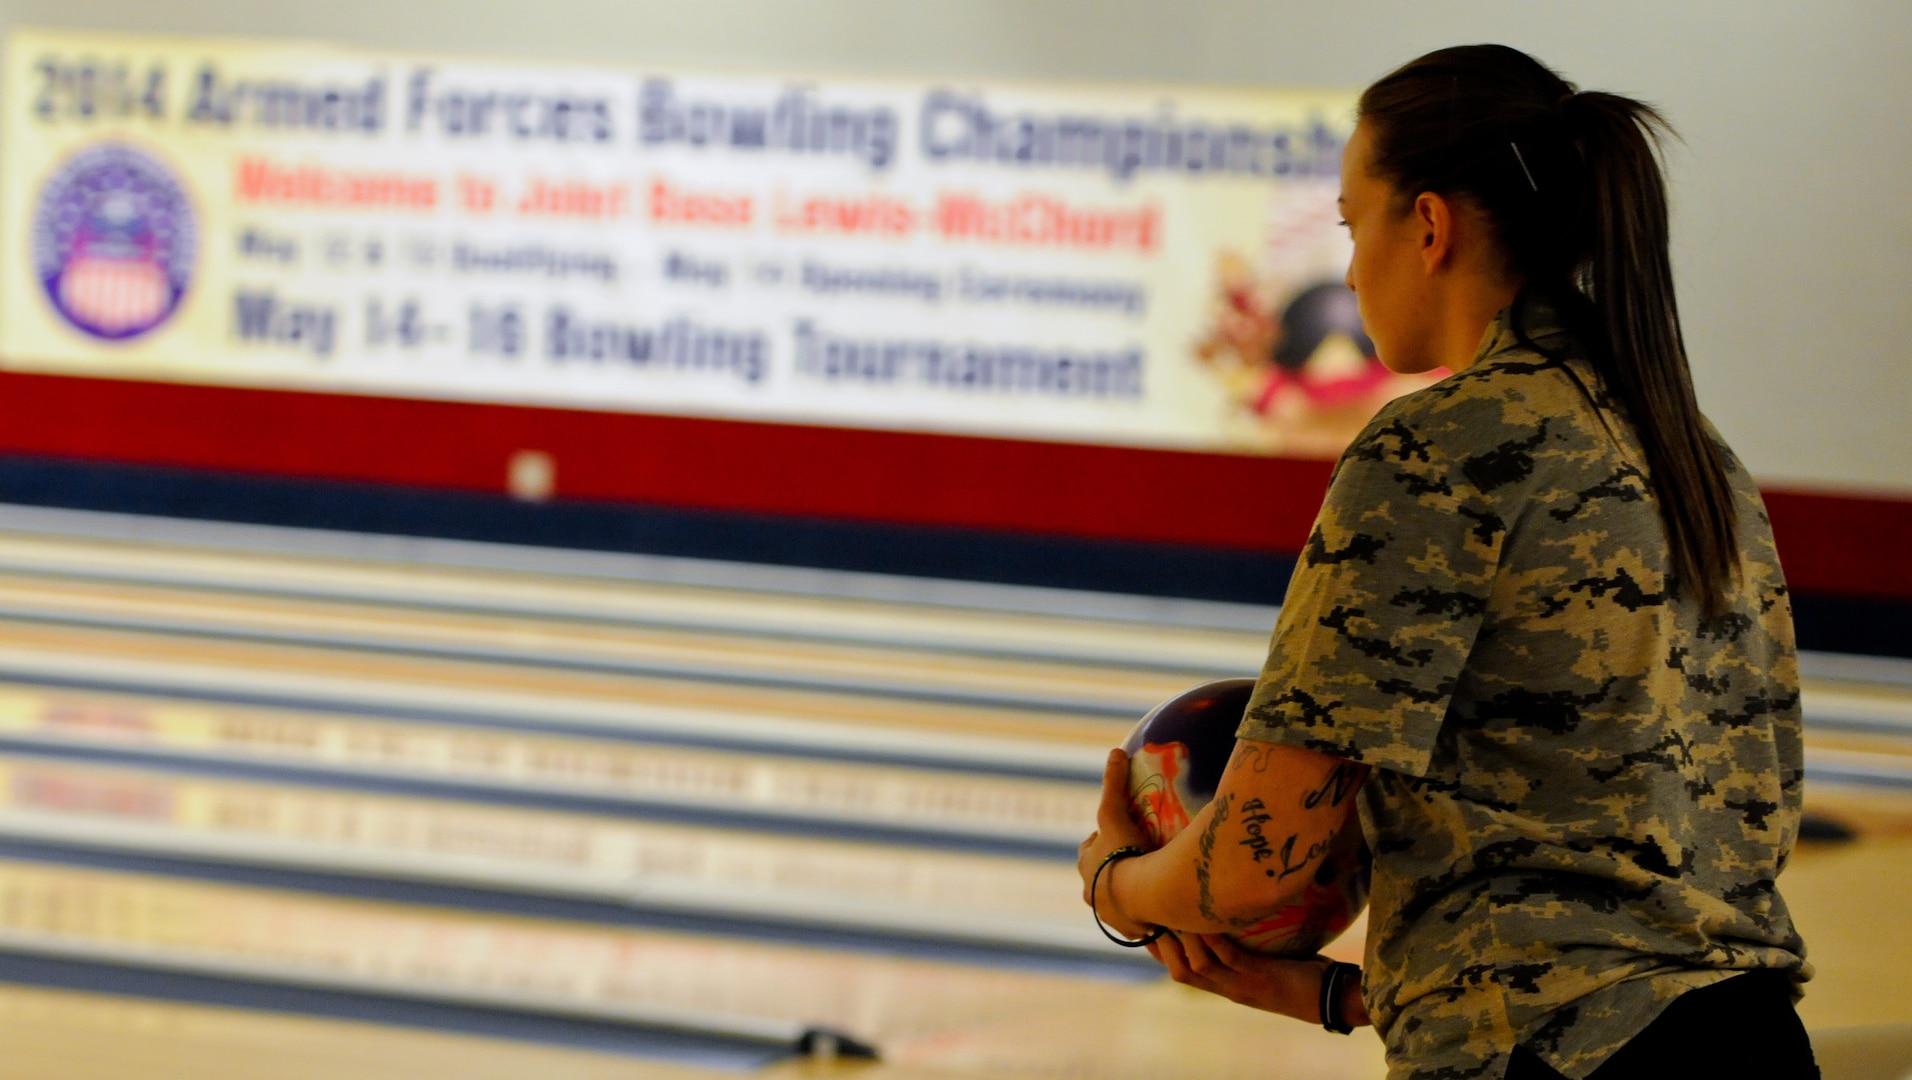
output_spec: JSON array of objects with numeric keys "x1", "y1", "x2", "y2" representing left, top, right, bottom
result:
[{"x1": 2, "y1": 0, "x2": 1906, "y2": 493}]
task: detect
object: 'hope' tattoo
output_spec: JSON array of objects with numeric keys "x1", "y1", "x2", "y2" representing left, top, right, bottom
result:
[
  {"x1": 1237, "y1": 797, "x2": 1279, "y2": 864},
  {"x1": 1239, "y1": 797, "x2": 1335, "y2": 881}
]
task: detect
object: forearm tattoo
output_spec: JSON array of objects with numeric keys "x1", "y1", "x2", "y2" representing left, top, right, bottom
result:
[
  {"x1": 1233, "y1": 741, "x2": 1275, "y2": 773},
  {"x1": 1194, "y1": 791, "x2": 1234, "y2": 923},
  {"x1": 1195, "y1": 752, "x2": 1364, "y2": 927},
  {"x1": 1302, "y1": 763, "x2": 1363, "y2": 810},
  {"x1": 1240, "y1": 797, "x2": 1333, "y2": 884}
]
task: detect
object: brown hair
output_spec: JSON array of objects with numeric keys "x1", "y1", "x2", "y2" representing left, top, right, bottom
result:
[{"x1": 1358, "y1": 44, "x2": 1738, "y2": 613}]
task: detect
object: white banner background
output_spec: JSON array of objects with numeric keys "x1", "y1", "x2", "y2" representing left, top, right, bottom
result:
[{"x1": 2, "y1": 29, "x2": 1421, "y2": 457}]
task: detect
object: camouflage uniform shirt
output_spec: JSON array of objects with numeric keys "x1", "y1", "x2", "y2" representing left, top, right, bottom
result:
[{"x1": 1238, "y1": 299, "x2": 1809, "y2": 1080}]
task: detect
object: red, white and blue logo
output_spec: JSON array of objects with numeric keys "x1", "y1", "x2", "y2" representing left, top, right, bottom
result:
[{"x1": 32, "y1": 144, "x2": 196, "y2": 341}]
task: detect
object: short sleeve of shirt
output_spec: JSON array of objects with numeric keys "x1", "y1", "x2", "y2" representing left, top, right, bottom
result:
[{"x1": 1238, "y1": 401, "x2": 1508, "y2": 777}]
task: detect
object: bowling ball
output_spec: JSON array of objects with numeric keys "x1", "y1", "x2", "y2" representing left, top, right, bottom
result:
[{"x1": 1121, "y1": 677, "x2": 1369, "y2": 957}]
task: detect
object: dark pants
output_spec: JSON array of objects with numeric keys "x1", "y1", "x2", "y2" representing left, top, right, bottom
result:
[{"x1": 1506, "y1": 971, "x2": 1818, "y2": 1080}]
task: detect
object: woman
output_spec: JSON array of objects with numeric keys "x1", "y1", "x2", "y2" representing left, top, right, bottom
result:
[{"x1": 1077, "y1": 44, "x2": 1816, "y2": 1080}]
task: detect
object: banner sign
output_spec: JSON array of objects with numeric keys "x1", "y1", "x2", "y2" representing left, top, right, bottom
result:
[{"x1": 1, "y1": 29, "x2": 1426, "y2": 457}]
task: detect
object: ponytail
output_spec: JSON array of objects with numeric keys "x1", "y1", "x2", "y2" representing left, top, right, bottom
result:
[{"x1": 1358, "y1": 46, "x2": 1739, "y2": 614}]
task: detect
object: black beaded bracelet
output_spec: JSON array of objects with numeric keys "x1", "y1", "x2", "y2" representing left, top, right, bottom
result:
[
  {"x1": 1091, "y1": 847, "x2": 1166, "y2": 948},
  {"x1": 1319, "y1": 960, "x2": 1360, "y2": 1035}
]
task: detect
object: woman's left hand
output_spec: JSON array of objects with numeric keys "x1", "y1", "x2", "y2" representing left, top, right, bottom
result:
[
  {"x1": 1077, "y1": 748, "x2": 1155, "y2": 940},
  {"x1": 1149, "y1": 933, "x2": 1370, "y2": 1027}
]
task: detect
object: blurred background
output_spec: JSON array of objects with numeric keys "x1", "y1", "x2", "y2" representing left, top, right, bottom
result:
[{"x1": 0, "y1": 2, "x2": 1904, "y2": 1078}]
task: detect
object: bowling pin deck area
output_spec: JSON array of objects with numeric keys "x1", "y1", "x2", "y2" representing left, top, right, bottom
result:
[{"x1": 0, "y1": 503, "x2": 1906, "y2": 1079}]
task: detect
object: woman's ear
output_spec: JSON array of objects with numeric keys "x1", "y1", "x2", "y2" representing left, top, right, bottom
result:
[{"x1": 1413, "y1": 190, "x2": 1455, "y2": 275}]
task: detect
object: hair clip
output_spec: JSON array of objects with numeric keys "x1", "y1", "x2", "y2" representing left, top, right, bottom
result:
[{"x1": 1510, "y1": 141, "x2": 1539, "y2": 192}]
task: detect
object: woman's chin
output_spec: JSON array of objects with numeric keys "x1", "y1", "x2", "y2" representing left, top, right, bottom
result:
[{"x1": 1377, "y1": 354, "x2": 1435, "y2": 376}]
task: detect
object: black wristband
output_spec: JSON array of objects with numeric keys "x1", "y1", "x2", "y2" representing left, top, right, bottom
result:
[
  {"x1": 1091, "y1": 847, "x2": 1166, "y2": 948},
  {"x1": 1319, "y1": 961, "x2": 1359, "y2": 1035}
]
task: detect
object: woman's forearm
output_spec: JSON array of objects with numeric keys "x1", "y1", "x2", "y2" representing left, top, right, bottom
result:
[
  {"x1": 1103, "y1": 743, "x2": 1369, "y2": 934},
  {"x1": 1106, "y1": 814, "x2": 1230, "y2": 933}
]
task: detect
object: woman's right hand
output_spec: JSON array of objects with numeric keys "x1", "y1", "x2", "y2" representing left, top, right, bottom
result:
[{"x1": 1148, "y1": 932, "x2": 1370, "y2": 1028}]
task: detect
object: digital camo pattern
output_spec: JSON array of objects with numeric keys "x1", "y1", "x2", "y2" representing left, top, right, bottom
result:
[{"x1": 1238, "y1": 298, "x2": 1808, "y2": 1080}]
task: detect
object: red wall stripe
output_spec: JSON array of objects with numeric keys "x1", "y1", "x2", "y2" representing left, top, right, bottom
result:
[
  {"x1": 0, "y1": 370, "x2": 1334, "y2": 551},
  {"x1": 1762, "y1": 488, "x2": 1912, "y2": 602},
  {"x1": 0, "y1": 370, "x2": 1903, "y2": 601}
]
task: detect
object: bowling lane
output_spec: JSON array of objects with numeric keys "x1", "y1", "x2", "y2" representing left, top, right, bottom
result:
[
  {"x1": 0, "y1": 587, "x2": 1903, "y2": 785},
  {"x1": 0, "y1": 682, "x2": 1101, "y2": 846},
  {"x1": 0, "y1": 857, "x2": 1139, "y2": 1050},
  {"x1": 0, "y1": 571, "x2": 1216, "y2": 717},
  {"x1": 0, "y1": 511, "x2": 1898, "y2": 745},
  {"x1": 1792, "y1": 661, "x2": 1912, "y2": 790},
  {"x1": 1802, "y1": 651, "x2": 1912, "y2": 692},
  {"x1": 1805, "y1": 728, "x2": 1912, "y2": 792},
  {"x1": 1796, "y1": 677, "x2": 1912, "y2": 737},
  {"x1": 0, "y1": 753, "x2": 1111, "y2": 953},
  {"x1": 0, "y1": 983, "x2": 730, "y2": 1080},
  {"x1": 0, "y1": 505, "x2": 1904, "y2": 1080},
  {"x1": 6, "y1": 819, "x2": 1910, "y2": 1080},
  {"x1": 0, "y1": 509, "x2": 1275, "y2": 673},
  {"x1": 0, "y1": 856, "x2": 1390, "y2": 1080},
  {"x1": 0, "y1": 620, "x2": 1132, "y2": 776}
]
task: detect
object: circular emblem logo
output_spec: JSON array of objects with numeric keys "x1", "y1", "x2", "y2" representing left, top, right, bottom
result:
[{"x1": 32, "y1": 144, "x2": 197, "y2": 341}]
